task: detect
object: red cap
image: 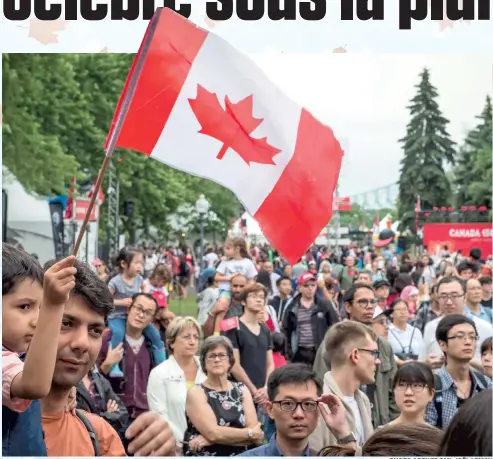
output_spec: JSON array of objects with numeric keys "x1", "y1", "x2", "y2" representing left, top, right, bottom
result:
[
  {"x1": 298, "y1": 272, "x2": 316, "y2": 285},
  {"x1": 152, "y1": 291, "x2": 168, "y2": 308}
]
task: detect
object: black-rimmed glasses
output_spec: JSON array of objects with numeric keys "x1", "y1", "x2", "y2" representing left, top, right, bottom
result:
[
  {"x1": 273, "y1": 400, "x2": 319, "y2": 412},
  {"x1": 357, "y1": 348, "x2": 380, "y2": 359}
]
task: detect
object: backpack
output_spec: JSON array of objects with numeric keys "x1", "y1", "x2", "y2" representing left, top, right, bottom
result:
[
  {"x1": 433, "y1": 371, "x2": 488, "y2": 429},
  {"x1": 75, "y1": 409, "x2": 100, "y2": 456}
]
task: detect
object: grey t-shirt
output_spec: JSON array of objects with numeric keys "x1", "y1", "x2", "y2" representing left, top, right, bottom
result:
[
  {"x1": 108, "y1": 274, "x2": 144, "y2": 319},
  {"x1": 297, "y1": 305, "x2": 314, "y2": 347}
]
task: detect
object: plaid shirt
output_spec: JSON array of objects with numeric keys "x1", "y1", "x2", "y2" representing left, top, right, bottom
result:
[
  {"x1": 425, "y1": 365, "x2": 492, "y2": 429},
  {"x1": 414, "y1": 301, "x2": 438, "y2": 334}
]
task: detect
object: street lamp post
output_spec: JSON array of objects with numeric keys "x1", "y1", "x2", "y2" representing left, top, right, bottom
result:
[{"x1": 195, "y1": 194, "x2": 210, "y2": 272}]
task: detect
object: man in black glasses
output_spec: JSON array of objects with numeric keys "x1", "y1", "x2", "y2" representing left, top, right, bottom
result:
[
  {"x1": 98, "y1": 293, "x2": 162, "y2": 439},
  {"x1": 239, "y1": 363, "x2": 325, "y2": 456},
  {"x1": 310, "y1": 321, "x2": 378, "y2": 451},
  {"x1": 425, "y1": 314, "x2": 492, "y2": 429},
  {"x1": 313, "y1": 283, "x2": 398, "y2": 428}
]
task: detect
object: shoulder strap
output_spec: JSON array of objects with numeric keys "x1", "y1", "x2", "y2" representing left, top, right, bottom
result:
[
  {"x1": 75, "y1": 410, "x2": 101, "y2": 456},
  {"x1": 433, "y1": 374, "x2": 443, "y2": 429}
]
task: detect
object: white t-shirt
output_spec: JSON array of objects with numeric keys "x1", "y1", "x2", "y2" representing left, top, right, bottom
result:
[
  {"x1": 343, "y1": 395, "x2": 365, "y2": 445},
  {"x1": 419, "y1": 314, "x2": 493, "y2": 361},
  {"x1": 216, "y1": 258, "x2": 257, "y2": 291},
  {"x1": 204, "y1": 252, "x2": 219, "y2": 268},
  {"x1": 144, "y1": 254, "x2": 158, "y2": 271}
]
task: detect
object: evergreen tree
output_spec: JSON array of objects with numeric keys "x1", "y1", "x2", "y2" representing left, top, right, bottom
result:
[
  {"x1": 397, "y1": 68, "x2": 456, "y2": 233},
  {"x1": 455, "y1": 96, "x2": 492, "y2": 207}
]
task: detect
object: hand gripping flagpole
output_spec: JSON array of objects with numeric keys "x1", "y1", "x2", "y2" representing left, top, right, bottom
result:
[{"x1": 72, "y1": 8, "x2": 163, "y2": 257}]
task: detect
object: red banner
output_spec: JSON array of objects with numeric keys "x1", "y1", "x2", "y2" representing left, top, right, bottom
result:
[
  {"x1": 423, "y1": 223, "x2": 492, "y2": 257},
  {"x1": 74, "y1": 199, "x2": 98, "y2": 222}
]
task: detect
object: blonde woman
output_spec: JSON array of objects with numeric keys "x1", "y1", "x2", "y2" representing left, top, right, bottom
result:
[
  {"x1": 183, "y1": 335, "x2": 263, "y2": 456},
  {"x1": 147, "y1": 316, "x2": 206, "y2": 448}
]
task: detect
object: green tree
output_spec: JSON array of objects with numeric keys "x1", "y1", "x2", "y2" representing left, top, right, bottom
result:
[
  {"x1": 455, "y1": 96, "x2": 492, "y2": 207},
  {"x1": 2, "y1": 54, "x2": 80, "y2": 195},
  {"x1": 397, "y1": 68, "x2": 456, "y2": 234}
]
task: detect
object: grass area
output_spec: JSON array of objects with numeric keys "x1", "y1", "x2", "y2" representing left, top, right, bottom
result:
[{"x1": 168, "y1": 294, "x2": 198, "y2": 317}]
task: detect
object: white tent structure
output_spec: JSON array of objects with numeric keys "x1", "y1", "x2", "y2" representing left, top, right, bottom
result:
[{"x1": 3, "y1": 169, "x2": 55, "y2": 264}]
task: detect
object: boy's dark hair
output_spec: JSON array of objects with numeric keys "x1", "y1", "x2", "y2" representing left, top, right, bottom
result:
[
  {"x1": 276, "y1": 275, "x2": 292, "y2": 287},
  {"x1": 267, "y1": 363, "x2": 322, "y2": 401},
  {"x1": 271, "y1": 332, "x2": 285, "y2": 353},
  {"x1": 44, "y1": 258, "x2": 114, "y2": 319},
  {"x1": 457, "y1": 261, "x2": 476, "y2": 274},
  {"x1": 2, "y1": 243, "x2": 43, "y2": 296},
  {"x1": 481, "y1": 336, "x2": 492, "y2": 356},
  {"x1": 436, "y1": 314, "x2": 477, "y2": 344}
]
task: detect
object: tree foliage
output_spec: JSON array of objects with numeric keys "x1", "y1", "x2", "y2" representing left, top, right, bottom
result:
[
  {"x1": 397, "y1": 68, "x2": 456, "y2": 234},
  {"x1": 454, "y1": 96, "x2": 492, "y2": 208},
  {"x1": 2, "y1": 53, "x2": 240, "y2": 241}
]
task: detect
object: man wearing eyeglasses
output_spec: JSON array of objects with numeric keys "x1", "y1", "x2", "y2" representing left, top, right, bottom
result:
[
  {"x1": 309, "y1": 321, "x2": 378, "y2": 451},
  {"x1": 240, "y1": 363, "x2": 356, "y2": 456},
  {"x1": 419, "y1": 276, "x2": 493, "y2": 372},
  {"x1": 425, "y1": 314, "x2": 492, "y2": 429},
  {"x1": 312, "y1": 283, "x2": 398, "y2": 428},
  {"x1": 98, "y1": 293, "x2": 161, "y2": 433}
]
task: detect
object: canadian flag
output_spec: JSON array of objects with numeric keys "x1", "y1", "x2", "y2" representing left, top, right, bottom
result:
[{"x1": 106, "y1": 8, "x2": 344, "y2": 264}]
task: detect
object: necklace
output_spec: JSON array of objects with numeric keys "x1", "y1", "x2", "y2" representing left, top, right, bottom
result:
[{"x1": 453, "y1": 378, "x2": 471, "y2": 399}]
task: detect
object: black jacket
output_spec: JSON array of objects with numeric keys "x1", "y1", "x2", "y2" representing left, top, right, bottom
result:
[
  {"x1": 282, "y1": 293, "x2": 339, "y2": 360},
  {"x1": 76, "y1": 369, "x2": 129, "y2": 435}
]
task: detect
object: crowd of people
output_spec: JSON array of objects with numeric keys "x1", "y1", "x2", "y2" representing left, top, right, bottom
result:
[{"x1": 2, "y1": 237, "x2": 492, "y2": 456}]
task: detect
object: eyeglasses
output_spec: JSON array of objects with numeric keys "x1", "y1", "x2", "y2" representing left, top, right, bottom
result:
[
  {"x1": 132, "y1": 305, "x2": 155, "y2": 318},
  {"x1": 395, "y1": 381, "x2": 426, "y2": 392},
  {"x1": 273, "y1": 400, "x2": 319, "y2": 412},
  {"x1": 448, "y1": 333, "x2": 479, "y2": 342},
  {"x1": 206, "y1": 352, "x2": 228, "y2": 361},
  {"x1": 179, "y1": 334, "x2": 200, "y2": 342},
  {"x1": 354, "y1": 299, "x2": 378, "y2": 307},
  {"x1": 438, "y1": 293, "x2": 464, "y2": 302},
  {"x1": 357, "y1": 348, "x2": 380, "y2": 359}
]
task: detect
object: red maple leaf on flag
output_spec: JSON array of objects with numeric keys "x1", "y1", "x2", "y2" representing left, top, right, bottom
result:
[{"x1": 188, "y1": 85, "x2": 281, "y2": 166}]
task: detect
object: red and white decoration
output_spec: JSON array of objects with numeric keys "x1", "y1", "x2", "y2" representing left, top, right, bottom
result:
[{"x1": 106, "y1": 8, "x2": 344, "y2": 264}]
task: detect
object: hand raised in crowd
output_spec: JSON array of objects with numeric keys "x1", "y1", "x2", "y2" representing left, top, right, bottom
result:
[
  {"x1": 121, "y1": 298, "x2": 133, "y2": 307},
  {"x1": 105, "y1": 343, "x2": 124, "y2": 367},
  {"x1": 253, "y1": 387, "x2": 268, "y2": 405},
  {"x1": 318, "y1": 393, "x2": 352, "y2": 440},
  {"x1": 43, "y1": 255, "x2": 77, "y2": 306},
  {"x1": 426, "y1": 353, "x2": 444, "y2": 369},
  {"x1": 210, "y1": 299, "x2": 229, "y2": 316},
  {"x1": 106, "y1": 399, "x2": 119, "y2": 413},
  {"x1": 126, "y1": 411, "x2": 175, "y2": 456}
]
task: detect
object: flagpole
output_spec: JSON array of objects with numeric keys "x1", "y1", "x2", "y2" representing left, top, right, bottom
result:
[{"x1": 72, "y1": 8, "x2": 163, "y2": 257}]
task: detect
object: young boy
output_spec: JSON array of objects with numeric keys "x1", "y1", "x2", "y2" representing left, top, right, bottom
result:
[{"x1": 2, "y1": 244, "x2": 76, "y2": 456}]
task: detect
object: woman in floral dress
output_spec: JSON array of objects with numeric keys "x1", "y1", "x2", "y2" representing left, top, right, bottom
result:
[{"x1": 183, "y1": 336, "x2": 264, "y2": 456}]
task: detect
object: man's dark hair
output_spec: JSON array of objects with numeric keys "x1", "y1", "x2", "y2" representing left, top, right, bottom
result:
[
  {"x1": 267, "y1": 363, "x2": 322, "y2": 401},
  {"x1": 2, "y1": 243, "x2": 43, "y2": 296},
  {"x1": 469, "y1": 248, "x2": 482, "y2": 261},
  {"x1": 436, "y1": 314, "x2": 477, "y2": 344},
  {"x1": 276, "y1": 275, "x2": 292, "y2": 287},
  {"x1": 436, "y1": 276, "x2": 466, "y2": 294},
  {"x1": 343, "y1": 282, "x2": 374, "y2": 303},
  {"x1": 479, "y1": 276, "x2": 492, "y2": 286},
  {"x1": 44, "y1": 258, "x2": 114, "y2": 319},
  {"x1": 457, "y1": 261, "x2": 476, "y2": 274},
  {"x1": 132, "y1": 292, "x2": 158, "y2": 313}
]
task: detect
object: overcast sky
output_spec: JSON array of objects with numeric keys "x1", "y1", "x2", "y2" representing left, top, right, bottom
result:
[{"x1": 250, "y1": 53, "x2": 492, "y2": 197}]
